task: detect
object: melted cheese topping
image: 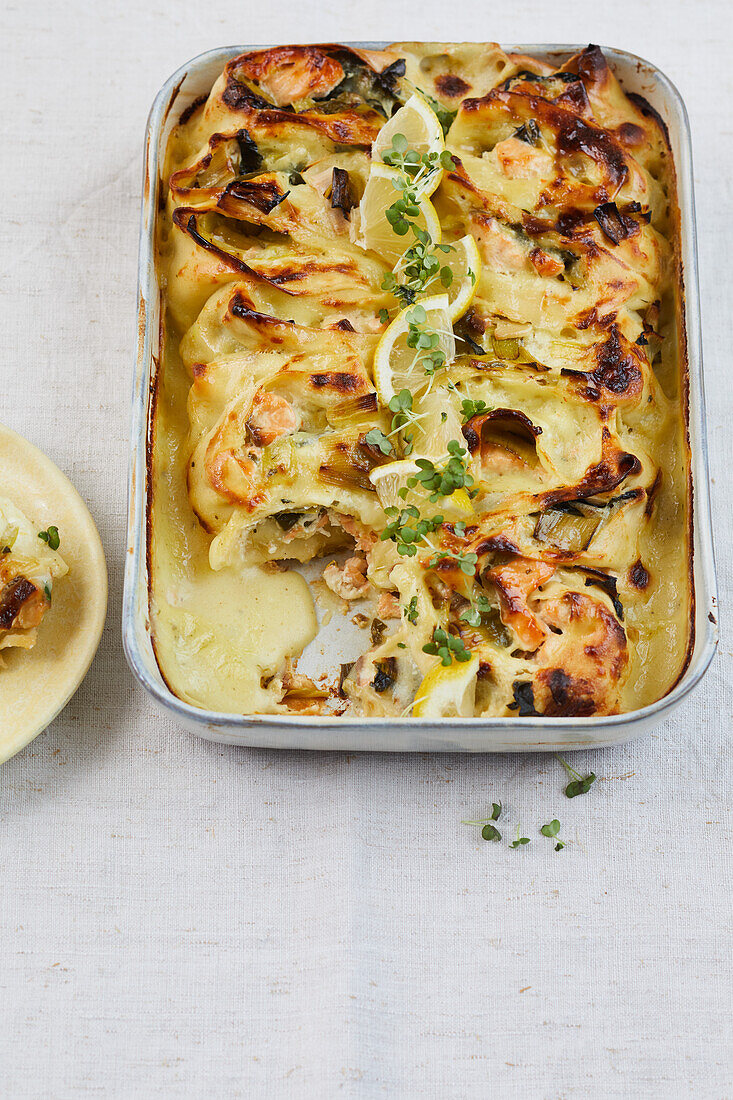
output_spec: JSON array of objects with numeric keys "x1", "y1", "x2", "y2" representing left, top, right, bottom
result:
[{"x1": 151, "y1": 42, "x2": 691, "y2": 718}]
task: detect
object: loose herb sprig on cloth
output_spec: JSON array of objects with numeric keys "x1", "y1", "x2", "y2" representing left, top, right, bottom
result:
[
  {"x1": 556, "y1": 755, "x2": 597, "y2": 798},
  {"x1": 540, "y1": 819, "x2": 565, "y2": 851},
  {"x1": 462, "y1": 802, "x2": 502, "y2": 841},
  {"x1": 463, "y1": 757, "x2": 603, "y2": 850},
  {"x1": 510, "y1": 826, "x2": 531, "y2": 849}
]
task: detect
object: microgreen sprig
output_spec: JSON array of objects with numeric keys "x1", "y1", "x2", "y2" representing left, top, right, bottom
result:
[
  {"x1": 364, "y1": 428, "x2": 393, "y2": 455},
  {"x1": 403, "y1": 304, "x2": 450, "y2": 377},
  {"x1": 460, "y1": 398, "x2": 489, "y2": 421},
  {"x1": 386, "y1": 390, "x2": 431, "y2": 456},
  {"x1": 405, "y1": 440, "x2": 473, "y2": 502},
  {"x1": 428, "y1": 548, "x2": 478, "y2": 577},
  {"x1": 462, "y1": 801, "x2": 502, "y2": 841},
  {"x1": 405, "y1": 595, "x2": 419, "y2": 624},
  {"x1": 380, "y1": 505, "x2": 443, "y2": 557},
  {"x1": 422, "y1": 626, "x2": 472, "y2": 665},
  {"x1": 406, "y1": 88, "x2": 458, "y2": 136},
  {"x1": 510, "y1": 826, "x2": 531, "y2": 849},
  {"x1": 379, "y1": 134, "x2": 461, "y2": 316},
  {"x1": 388, "y1": 388, "x2": 413, "y2": 432},
  {"x1": 540, "y1": 819, "x2": 565, "y2": 851},
  {"x1": 383, "y1": 226, "x2": 457, "y2": 307},
  {"x1": 459, "y1": 592, "x2": 493, "y2": 627},
  {"x1": 556, "y1": 755, "x2": 597, "y2": 798},
  {"x1": 381, "y1": 133, "x2": 455, "y2": 185}
]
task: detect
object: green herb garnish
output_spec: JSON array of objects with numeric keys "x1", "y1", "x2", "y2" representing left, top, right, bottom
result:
[
  {"x1": 459, "y1": 593, "x2": 493, "y2": 627},
  {"x1": 460, "y1": 397, "x2": 489, "y2": 421},
  {"x1": 413, "y1": 91, "x2": 458, "y2": 136},
  {"x1": 365, "y1": 428, "x2": 393, "y2": 455},
  {"x1": 462, "y1": 801, "x2": 502, "y2": 841},
  {"x1": 381, "y1": 133, "x2": 455, "y2": 186},
  {"x1": 422, "y1": 626, "x2": 471, "y2": 665},
  {"x1": 402, "y1": 304, "x2": 450, "y2": 377},
  {"x1": 381, "y1": 505, "x2": 443, "y2": 557},
  {"x1": 510, "y1": 826, "x2": 531, "y2": 849},
  {"x1": 387, "y1": 389, "x2": 414, "y2": 434},
  {"x1": 383, "y1": 225, "x2": 457, "y2": 307},
  {"x1": 405, "y1": 440, "x2": 473, "y2": 501},
  {"x1": 428, "y1": 548, "x2": 478, "y2": 576},
  {"x1": 540, "y1": 819, "x2": 561, "y2": 837},
  {"x1": 38, "y1": 526, "x2": 60, "y2": 551},
  {"x1": 556, "y1": 755, "x2": 597, "y2": 798},
  {"x1": 405, "y1": 595, "x2": 419, "y2": 624}
]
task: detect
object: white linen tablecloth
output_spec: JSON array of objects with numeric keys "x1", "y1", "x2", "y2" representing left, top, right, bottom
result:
[{"x1": 1, "y1": 2, "x2": 731, "y2": 1096}]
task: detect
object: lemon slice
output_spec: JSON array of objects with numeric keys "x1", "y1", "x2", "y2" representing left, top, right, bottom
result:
[
  {"x1": 443, "y1": 234, "x2": 483, "y2": 321},
  {"x1": 372, "y1": 93, "x2": 445, "y2": 198},
  {"x1": 444, "y1": 488, "x2": 475, "y2": 517},
  {"x1": 369, "y1": 455, "x2": 473, "y2": 524},
  {"x1": 406, "y1": 385, "x2": 462, "y2": 461},
  {"x1": 369, "y1": 459, "x2": 421, "y2": 510},
  {"x1": 412, "y1": 651, "x2": 480, "y2": 717},
  {"x1": 373, "y1": 293, "x2": 455, "y2": 405},
  {"x1": 354, "y1": 163, "x2": 442, "y2": 267}
]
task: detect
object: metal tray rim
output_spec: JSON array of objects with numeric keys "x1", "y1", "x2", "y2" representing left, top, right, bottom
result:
[{"x1": 122, "y1": 42, "x2": 719, "y2": 750}]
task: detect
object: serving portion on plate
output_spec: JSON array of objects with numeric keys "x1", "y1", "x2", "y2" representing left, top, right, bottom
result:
[
  {"x1": 149, "y1": 42, "x2": 692, "y2": 721},
  {"x1": 0, "y1": 425, "x2": 107, "y2": 763},
  {"x1": 0, "y1": 496, "x2": 68, "y2": 659}
]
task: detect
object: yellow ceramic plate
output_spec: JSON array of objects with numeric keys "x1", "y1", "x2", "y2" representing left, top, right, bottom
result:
[{"x1": 0, "y1": 424, "x2": 107, "y2": 764}]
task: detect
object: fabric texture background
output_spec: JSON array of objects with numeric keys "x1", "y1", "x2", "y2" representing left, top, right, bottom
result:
[{"x1": 1, "y1": 2, "x2": 731, "y2": 1097}]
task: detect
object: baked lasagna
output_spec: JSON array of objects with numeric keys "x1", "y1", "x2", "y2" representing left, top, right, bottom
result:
[{"x1": 151, "y1": 42, "x2": 692, "y2": 718}]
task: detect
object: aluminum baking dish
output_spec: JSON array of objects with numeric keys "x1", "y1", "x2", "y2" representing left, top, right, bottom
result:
[{"x1": 122, "y1": 43, "x2": 718, "y2": 751}]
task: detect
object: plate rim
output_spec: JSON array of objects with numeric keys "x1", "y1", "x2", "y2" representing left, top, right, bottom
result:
[{"x1": 0, "y1": 423, "x2": 108, "y2": 764}]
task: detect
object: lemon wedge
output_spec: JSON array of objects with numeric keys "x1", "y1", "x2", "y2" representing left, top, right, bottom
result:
[
  {"x1": 372, "y1": 93, "x2": 445, "y2": 198},
  {"x1": 412, "y1": 651, "x2": 481, "y2": 717},
  {"x1": 373, "y1": 293, "x2": 455, "y2": 405},
  {"x1": 354, "y1": 163, "x2": 442, "y2": 267}
]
